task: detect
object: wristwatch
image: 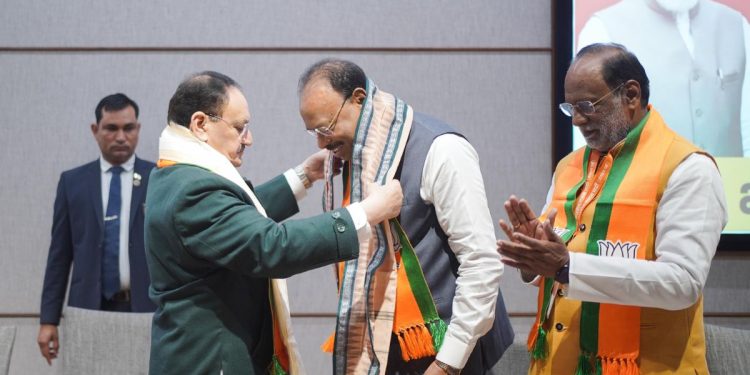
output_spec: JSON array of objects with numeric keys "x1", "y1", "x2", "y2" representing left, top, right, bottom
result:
[
  {"x1": 294, "y1": 165, "x2": 312, "y2": 189},
  {"x1": 435, "y1": 360, "x2": 461, "y2": 375},
  {"x1": 555, "y1": 261, "x2": 570, "y2": 284}
]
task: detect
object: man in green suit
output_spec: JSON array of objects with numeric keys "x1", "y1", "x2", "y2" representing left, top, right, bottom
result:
[{"x1": 145, "y1": 71, "x2": 402, "y2": 375}]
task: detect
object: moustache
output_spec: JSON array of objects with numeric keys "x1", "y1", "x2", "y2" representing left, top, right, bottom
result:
[{"x1": 325, "y1": 141, "x2": 343, "y2": 151}]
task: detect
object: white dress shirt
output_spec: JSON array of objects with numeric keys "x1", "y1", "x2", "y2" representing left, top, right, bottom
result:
[
  {"x1": 541, "y1": 154, "x2": 728, "y2": 310},
  {"x1": 420, "y1": 134, "x2": 504, "y2": 368},
  {"x1": 99, "y1": 154, "x2": 135, "y2": 291},
  {"x1": 578, "y1": 14, "x2": 750, "y2": 156}
]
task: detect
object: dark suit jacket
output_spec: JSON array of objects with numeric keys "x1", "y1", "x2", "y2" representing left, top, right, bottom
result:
[
  {"x1": 145, "y1": 165, "x2": 360, "y2": 375},
  {"x1": 40, "y1": 157, "x2": 157, "y2": 325}
]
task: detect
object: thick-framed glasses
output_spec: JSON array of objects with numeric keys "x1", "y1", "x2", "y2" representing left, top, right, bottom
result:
[
  {"x1": 206, "y1": 113, "x2": 250, "y2": 140},
  {"x1": 559, "y1": 82, "x2": 626, "y2": 117},
  {"x1": 307, "y1": 96, "x2": 349, "y2": 137}
]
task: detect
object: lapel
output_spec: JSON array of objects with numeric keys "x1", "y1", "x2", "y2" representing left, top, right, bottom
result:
[
  {"x1": 88, "y1": 160, "x2": 104, "y2": 232},
  {"x1": 129, "y1": 157, "x2": 148, "y2": 231},
  {"x1": 243, "y1": 178, "x2": 255, "y2": 193}
]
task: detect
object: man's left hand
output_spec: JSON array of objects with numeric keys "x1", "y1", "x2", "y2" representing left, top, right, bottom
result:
[
  {"x1": 498, "y1": 219, "x2": 569, "y2": 278},
  {"x1": 302, "y1": 149, "x2": 342, "y2": 183}
]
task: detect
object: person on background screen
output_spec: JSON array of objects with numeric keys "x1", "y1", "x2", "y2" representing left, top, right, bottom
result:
[{"x1": 578, "y1": 0, "x2": 750, "y2": 156}]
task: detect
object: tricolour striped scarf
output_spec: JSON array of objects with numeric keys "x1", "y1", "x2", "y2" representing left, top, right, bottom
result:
[{"x1": 321, "y1": 80, "x2": 445, "y2": 375}]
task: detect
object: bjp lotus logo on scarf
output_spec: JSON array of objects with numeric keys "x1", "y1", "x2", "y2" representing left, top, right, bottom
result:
[{"x1": 596, "y1": 240, "x2": 639, "y2": 259}]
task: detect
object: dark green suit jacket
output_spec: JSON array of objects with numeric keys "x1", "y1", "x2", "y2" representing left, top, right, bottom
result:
[{"x1": 145, "y1": 165, "x2": 359, "y2": 374}]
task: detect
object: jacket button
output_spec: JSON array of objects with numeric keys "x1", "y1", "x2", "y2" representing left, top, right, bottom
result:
[
  {"x1": 555, "y1": 323, "x2": 564, "y2": 331},
  {"x1": 332, "y1": 211, "x2": 341, "y2": 219},
  {"x1": 336, "y1": 223, "x2": 346, "y2": 233},
  {"x1": 579, "y1": 223, "x2": 586, "y2": 232}
]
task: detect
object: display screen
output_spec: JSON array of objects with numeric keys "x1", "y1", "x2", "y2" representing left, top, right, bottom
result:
[{"x1": 558, "y1": 0, "x2": 750, "y2": 247}]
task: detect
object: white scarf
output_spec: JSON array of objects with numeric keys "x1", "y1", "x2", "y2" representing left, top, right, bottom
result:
[{"x1": 159, "y1": 123, "x2": 304, "y2": 374}]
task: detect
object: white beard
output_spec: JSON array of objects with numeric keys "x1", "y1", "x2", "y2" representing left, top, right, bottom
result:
[{"x1": 654, "y1": 0, "x2": 699, "y2": 14}]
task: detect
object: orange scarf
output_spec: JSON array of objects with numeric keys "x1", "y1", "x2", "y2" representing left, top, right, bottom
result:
[
  {"x1": 322, "y1": 163, "x2": 446, "y2": 362},
  {"x1": 529, "y1": 108, "x2": 701, "y2": 374}
]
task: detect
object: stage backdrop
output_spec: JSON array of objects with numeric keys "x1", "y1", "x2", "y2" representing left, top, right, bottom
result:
[{"x1": 0, "y1": 1, "x2": 747, "y2": 374}]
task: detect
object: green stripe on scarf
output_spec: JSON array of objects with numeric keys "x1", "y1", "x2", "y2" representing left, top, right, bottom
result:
[
  {"x1": 269, "y1": 356, "x2": 289, "y2": 375},
  {"x1": 534, "y1": 148, "x2": 591, "y2": 360},
  {"x1": 393, "y1": 220, "x2": 447, "y2": 349},
  {"x1": 576, "y1": 112, "x2": 650, "y2": 374}
]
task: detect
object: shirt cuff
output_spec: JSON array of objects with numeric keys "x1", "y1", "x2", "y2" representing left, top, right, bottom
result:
[
  {"x1": 344, "y1": 202, "x2": 371, "y2": 244},
  {"x1": 436, "y1": 334, "x2": 474, "y2": 369},
  {"x1": 283, "y1": 168, "x2": 307, "y2": 202}
]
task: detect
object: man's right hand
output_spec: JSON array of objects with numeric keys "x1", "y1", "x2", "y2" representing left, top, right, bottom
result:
[
  {"x1": 498, "y1": 195, "x2": 545, "y2": 240},
  {"x1": 498, "y1": 195, "x2": 556, "y2": 283},
  {"x1": 37, "y1": 324, "x2": 59, "y2": 365},
  {"x1": 361, "y1": 180, "x2": 403, "y2": 226}
]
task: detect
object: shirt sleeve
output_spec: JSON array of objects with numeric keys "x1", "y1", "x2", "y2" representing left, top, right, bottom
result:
[
  {"x1": 567, "y1": 154, "x2": 728, "y2": 310},
  {"x1": 40, "y1": 173, "x2": 74, "y2": 325},
  {"x1": 283, "y1": 168, "x2": 308, "y2": 202},
  {"x1": 174, "y1": 176, "x2": 360, "y2": 279},
  {"x1": 344, "y1": 202, "x2": 372, "y2": 247},
  {"x1": 421, "y1": 134, "x2": 504, "y2": 369}
]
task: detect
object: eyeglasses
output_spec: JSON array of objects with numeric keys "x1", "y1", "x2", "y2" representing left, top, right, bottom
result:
[
  {"x1": 206, "y1": 113, "x2": 250, "y2": 140},
  {"x1": 307, "y1": 96, "x2": 349, "y2": 137},
  {"x1": 559, "y1": 82, "x2": 626, "y2": 117}
]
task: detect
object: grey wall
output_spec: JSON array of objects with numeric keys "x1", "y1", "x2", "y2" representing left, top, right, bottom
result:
[{"x1": 0, "y1": 1, "x2": 747, "y2": 374}]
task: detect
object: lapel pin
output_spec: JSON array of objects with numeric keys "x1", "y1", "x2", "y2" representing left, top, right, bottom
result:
[{"x1": 133, "y1": 172, "x2": 142, "y2": 187}]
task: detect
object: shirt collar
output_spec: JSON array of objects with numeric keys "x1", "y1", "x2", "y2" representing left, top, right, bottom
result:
[{"x1": 99, "y1": 154, "x2": 136, "y2": 173}]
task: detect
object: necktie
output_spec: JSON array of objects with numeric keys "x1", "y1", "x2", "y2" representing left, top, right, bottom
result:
[{"x1": 102, "y1": 165, "x2": 123, "y2": 299}]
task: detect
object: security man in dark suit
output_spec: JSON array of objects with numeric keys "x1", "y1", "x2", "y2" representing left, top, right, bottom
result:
[{"x1": 37, "y1": 93, "x2": 156, "y2": 365}]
